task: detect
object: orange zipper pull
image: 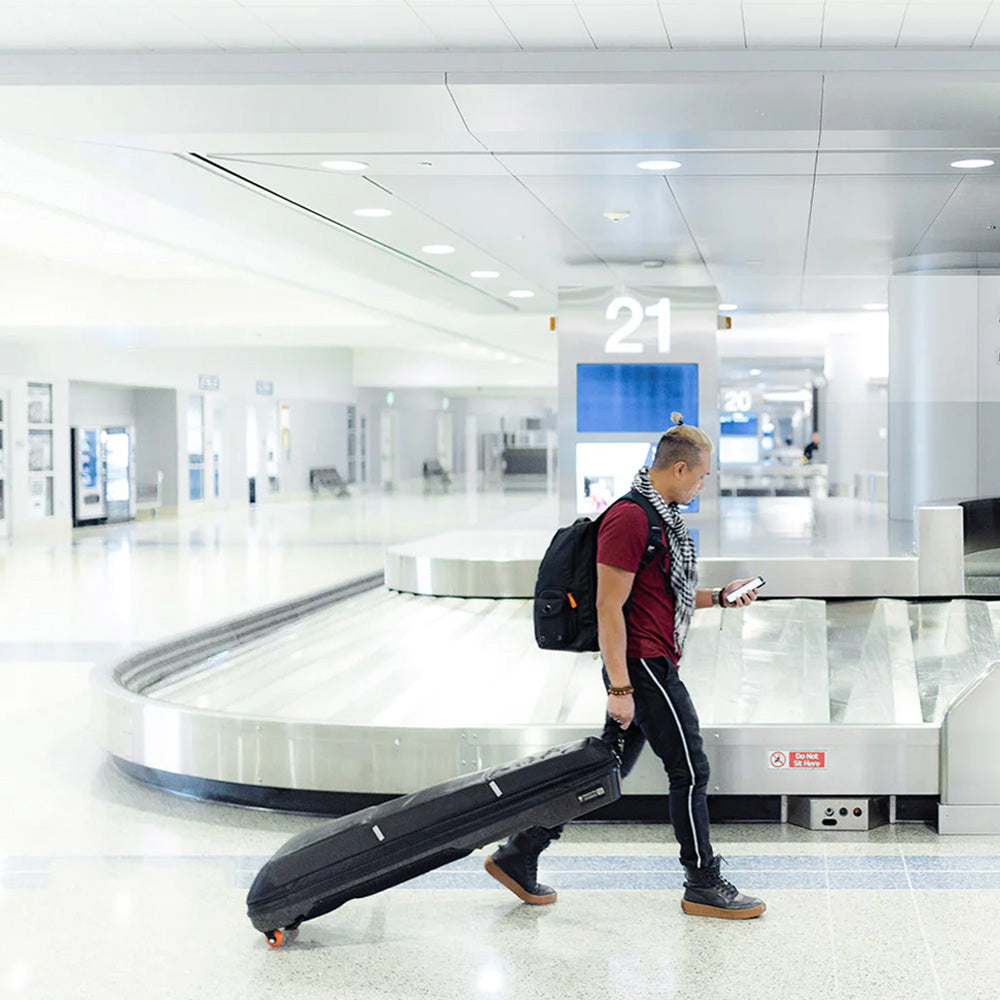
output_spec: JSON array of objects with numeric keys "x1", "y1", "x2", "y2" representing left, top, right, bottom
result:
[{"x1": 567, "y1": 593, "x2": 578, "y2": 609}]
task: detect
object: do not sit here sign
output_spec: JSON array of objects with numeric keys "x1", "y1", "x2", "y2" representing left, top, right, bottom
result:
[{"x1": 767, "y1": 750, "x2": 827, "y2": 769}]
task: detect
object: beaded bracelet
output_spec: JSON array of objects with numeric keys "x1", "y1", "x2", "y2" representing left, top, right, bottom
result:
[{"x1": 608, "y1": 685, "x2": 635, "y2": 696}]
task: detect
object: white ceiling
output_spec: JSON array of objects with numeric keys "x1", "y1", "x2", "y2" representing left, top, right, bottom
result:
[
  {"x1": 5, "y1": 2, "x2": 1000, "y2": 52},
  {"x1": 0, "y1": 6, "x2": 998, "y2": 387}
]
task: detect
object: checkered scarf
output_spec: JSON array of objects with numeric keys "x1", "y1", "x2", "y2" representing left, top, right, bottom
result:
[{"x1": 631, "y1": 466, "x2": 698, "y2": 654}]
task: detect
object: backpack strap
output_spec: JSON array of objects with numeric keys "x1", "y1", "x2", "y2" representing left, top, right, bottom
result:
[{"x1": 622, "y1": 490, "x2": 665, "y2": 572}]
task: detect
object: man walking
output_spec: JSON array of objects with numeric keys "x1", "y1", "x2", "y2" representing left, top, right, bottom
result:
[{"x1": 486, "y1": 415, "x2": 766, "y2": 919}]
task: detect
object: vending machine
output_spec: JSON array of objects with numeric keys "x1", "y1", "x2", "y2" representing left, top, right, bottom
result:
[{"x1": 71, "y1": 426, "x2": 137, "y2": 526}]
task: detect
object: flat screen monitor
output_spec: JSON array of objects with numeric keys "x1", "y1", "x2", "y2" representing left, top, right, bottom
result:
[{"x1": 577, "y1": 363, "x2": 699, "y2": 433}]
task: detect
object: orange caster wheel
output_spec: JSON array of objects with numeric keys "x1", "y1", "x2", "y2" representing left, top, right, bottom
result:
[{"x1": 265, "y1": 927, "x2": 299, "y2": 948}]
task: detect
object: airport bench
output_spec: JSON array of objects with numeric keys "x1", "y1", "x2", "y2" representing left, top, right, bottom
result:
[
  {"x1": 310, "y1": 467, "x2": 351, "y2": 498},
  {"x1": 422, "y1": 459, "x2": 452, "y2": 492}
]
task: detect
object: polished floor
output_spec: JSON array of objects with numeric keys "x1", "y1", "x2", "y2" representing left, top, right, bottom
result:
[{"x1": 3, "y1": 490, "x2": 999, "y2": 1000}]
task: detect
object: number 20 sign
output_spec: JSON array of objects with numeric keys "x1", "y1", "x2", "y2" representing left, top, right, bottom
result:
[{"x1": 604, "y1": 296, "x2": 671, "y2": 355}]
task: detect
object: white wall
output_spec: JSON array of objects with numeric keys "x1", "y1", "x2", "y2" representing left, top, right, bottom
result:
[{"x1": 69, "y1": 382, "x2": 136, "y2": 427}]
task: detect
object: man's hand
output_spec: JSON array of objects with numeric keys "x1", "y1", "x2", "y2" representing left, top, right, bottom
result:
[
  {"x1": 607, "y1": 692, "x2": 635, "y2": 729},
  {"x1": 722, "y1": 578, "x2": 760, "y2": 608}
]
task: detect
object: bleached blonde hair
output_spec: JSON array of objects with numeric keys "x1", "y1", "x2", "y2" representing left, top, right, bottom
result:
[{"x1": 651, "y1": 412, "x2": 713, "y2": 471}]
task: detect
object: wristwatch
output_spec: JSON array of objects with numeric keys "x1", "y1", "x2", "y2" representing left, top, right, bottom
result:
[{"x1": 711, "y1": 587, "x2": 724, "y2": 607}]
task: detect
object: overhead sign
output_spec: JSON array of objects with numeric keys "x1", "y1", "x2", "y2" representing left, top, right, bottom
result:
[
  {"x1": 198, "y1": 375, "x2": 220, "y2": 391},
  {"x1": 255, "y1": 380, "x2": 274, "y2": 396},
  {"x1": 604, "y1": 296, "x2": 671, "y2": 354},
  {"x1": 768, "y1": 750, "x2": 827, "y2": 770}
]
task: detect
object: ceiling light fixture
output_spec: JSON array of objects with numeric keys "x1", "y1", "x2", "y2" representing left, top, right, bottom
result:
[
  {"x1": 950, "y1": 158, "x2": 995, "y2": 169},
  {"x1": 353, "y1": 208, "x2": 392, "y2": 218},
  {"x1": 750, "y1": 369, "x2": 762, "y2": 376},
  {"x1": 863, "y1": 303, "x2": 888, "y2": 311},
  {"x1": 718, "y1": 303, "x2": 739, "y2": 311},
  {"x1": 637, "y1": 160, "x2": 682, "y2": 171},
  {"x1": 509, "y1": 290, "x2": 535, "y2": 298},
  {"x1": 321, "y1": 160, "x2": 368, "y2": 172},
  {"x1": 603, "y1": 210, "x2": 631, "y2": 222},
  {"x1": 471, "y1": 270, "x2": 500, "y2": 278},
  {"x1": 422, "y1": 244, "x2": 455, "y2": 254},
  {"x1": 641, "y1": 260, "x2": 665, "y2": 268}
]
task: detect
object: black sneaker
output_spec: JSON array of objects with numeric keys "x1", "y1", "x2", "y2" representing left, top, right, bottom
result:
[
  {"x1": 484, "y1": 842, "x2": 557, "y2": 905},
  {"x1": 681, "y1": 856, "x2": 765, "y2": 919}
]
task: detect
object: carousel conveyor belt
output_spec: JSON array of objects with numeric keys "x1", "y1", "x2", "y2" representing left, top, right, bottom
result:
[{"x1": 91, "y1": 574, "x2": 1000, "y2": 833}]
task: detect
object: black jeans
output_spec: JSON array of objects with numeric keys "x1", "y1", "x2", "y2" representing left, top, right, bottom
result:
[{"x1": 508, "y1": 656, "x2": 714, "y2": 870}]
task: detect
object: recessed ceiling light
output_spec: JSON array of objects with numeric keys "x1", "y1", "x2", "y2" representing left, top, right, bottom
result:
[
  {"x1": 422, "y1": 244, "x2": 455, "y2": 254},
  {"x1": 353, "y1": 208, "x2": 392, "y2": 218},
  {"x1": 637, "y1": 160, "x2": 682, "y2": 171},
  {"x1": 509, "y1": 290, "x2": 534, "y2": 299},
  {"x1": 511, "y1": 357, "x2": 521, "y2": 365},
  {"x1": 641, "y1": 260, "x2": 665, "y2": 268},
  {"x1": 471, "y1": 270, "x2": 500, "y2": 278},
  {"x1": 950, "y1": 158, "x2": 995, "y2": 169},
  {"x1": 322, "y1": 160, "x2": 368, "y2": 172},
  {"x1": 183, "y1": 264, "x2": 206, "y2": 274},
  {"x1": 750, "y1": 369, "x2": 762, "y2": 376},
  {"x1": 863, "y1": 303, "x2": 888, "y2": 310},
  {"x1": 419, "y1": 161, "x2": 433, "y2": 168},
  {"x1": 603, "y1": 210, "x2": 631, "y2": 222},
  {"x1": 718, "y1": 303, "x2": 739, "y2": 311}
]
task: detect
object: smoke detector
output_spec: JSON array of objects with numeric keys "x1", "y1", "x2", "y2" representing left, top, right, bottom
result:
[{"x1": 603, "y1": 210, "x2": 631, "y2": 223}]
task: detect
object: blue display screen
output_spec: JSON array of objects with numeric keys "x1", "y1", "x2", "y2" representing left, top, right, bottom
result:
[
  {"x1": 720, "y1": 412, "x2": 758, "y2": 436},
  {"x1": 577, "y1": 364, "x2": 699, "y2": 433}
]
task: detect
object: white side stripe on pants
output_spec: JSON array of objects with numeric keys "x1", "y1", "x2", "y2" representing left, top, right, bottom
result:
[{"x1": 640, "y1": 658, "x2": 705, "y2": 869}]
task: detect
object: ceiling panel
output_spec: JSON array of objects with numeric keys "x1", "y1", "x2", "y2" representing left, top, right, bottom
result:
[
  {"x1": 410, "y1": 5, "x2": 518, "y2": 47},
  {"x1": 495, "y1": 151, "x2": 818, "y2": 176},
  {"x1": 249, "y1": 5, "x2": 439, "y2": 48},
  {"x1": 820, "y1": 3, "x2": 905, "y2": 47},
  {"x1": 658, "y1": 2, "x2": 746, "y2": 48},
  {"x1": 816, "y1": 150, "x2": 990, "y2": 176},
  {"x1": 171, "y1": 7, "x2": 290, "y2": 50},
  {"x1": 450, "y1": 76, "x2": 823, "y2": 151},
  {"x1": 897, "y1": 2, "x2": 990, "y2": 48},
  {"x1": 512, "y1": 174, "x2": 705, "y2": 271},
  {"x1": 669, "y1": 175, "x2": 813, "y2": 263},
  {"x1": 376, "y1": 172, "x2": 606, "y2": 287},
  {"x1": 213, "y1": 152, "x2": 511, "y2": 177},
  {"x1": 576, "y1": 4, "x2": 669, "y2": 48},
  {"x1": 821, "y1": 74, "x2": 1000, "y2": 148},
  {"x1": 204, "y1": 158, "x2": 556, "y2": 297},
  {"x1": 805, "y1": 175, "x2": 960, "y2": 272},
  {"x1": 912, "y1": 174, "x2": 1000, "y2": 254},
  {"x1": 744, "y1": 3, "x2": 824, "y2": 47},
  {"x1": 493, "y1": 4, "x2": 595, "y2": 48},
  {"x1": 973, "y1": 2, "x2": 1000, "y2": 45}
]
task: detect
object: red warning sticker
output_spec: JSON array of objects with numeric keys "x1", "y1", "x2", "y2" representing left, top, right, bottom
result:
[{"x1": 768, "y1": 750, "x2": 827, "y2": 769}]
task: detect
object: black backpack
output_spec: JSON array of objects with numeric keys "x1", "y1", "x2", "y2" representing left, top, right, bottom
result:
[{"x1": 533, "y1": 491, "x2": 665, "y2": 652}]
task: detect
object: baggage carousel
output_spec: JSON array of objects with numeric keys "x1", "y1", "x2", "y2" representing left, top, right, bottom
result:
[{"x1": 92, "y1": 528, "x2": 1000, "y2": 833}]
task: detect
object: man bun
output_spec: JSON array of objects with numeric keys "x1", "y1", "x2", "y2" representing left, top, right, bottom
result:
[{"x1": 670, "y1": 411, "x2": 684, "y2": 426}]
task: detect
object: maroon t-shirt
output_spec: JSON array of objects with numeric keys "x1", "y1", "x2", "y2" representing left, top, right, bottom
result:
[{"x1": 596, "y1": 500, "x2": 679, "y2": 663}]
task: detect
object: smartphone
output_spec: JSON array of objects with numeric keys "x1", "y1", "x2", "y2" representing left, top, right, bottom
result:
[{"x1": 724, "y1": 575, "x2": 766, "y2": 605}]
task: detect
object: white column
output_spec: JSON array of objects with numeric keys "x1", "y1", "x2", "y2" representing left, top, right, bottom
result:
[
  {"x1": 822, "y1": 323, "x2": 888, "y2": 498},
  {"x1": 888, "y1": 274, "x2": 980, "y2": 521}
]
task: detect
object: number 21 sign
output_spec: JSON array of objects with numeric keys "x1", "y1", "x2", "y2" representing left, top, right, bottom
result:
[{"x1": 604, "y1": 296, "x2": 671, "y2": 355}]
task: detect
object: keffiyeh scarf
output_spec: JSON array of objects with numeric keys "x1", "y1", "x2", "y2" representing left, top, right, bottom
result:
[{"x1": 631, "y1": 466, "x2": 699, "y2": 654}]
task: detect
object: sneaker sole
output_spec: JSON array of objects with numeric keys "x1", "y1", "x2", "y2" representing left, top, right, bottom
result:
[
  {"x1": 681, "y1": 899, "x2": 766, "y2": 920},
  {"x1": 484, "y1": 856, "x2": 557, "y2": 905}
]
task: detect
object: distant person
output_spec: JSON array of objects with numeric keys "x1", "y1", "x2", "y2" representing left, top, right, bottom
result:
[
  {"x1": 803, "y1": 431, "x2": 820, "y2": 462},
  {"x1": 485, "y1": 413, "x2": 765, "y2": 920}
]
